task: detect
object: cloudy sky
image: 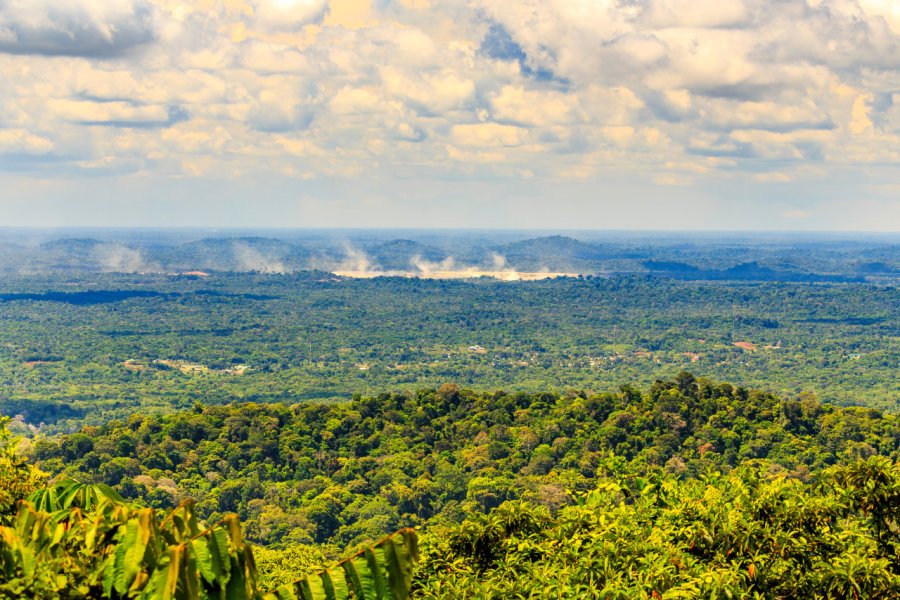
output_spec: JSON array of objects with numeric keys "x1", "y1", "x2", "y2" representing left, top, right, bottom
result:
[{"x1": 0, "y1": 0, "x2": 899, "y2": 230}]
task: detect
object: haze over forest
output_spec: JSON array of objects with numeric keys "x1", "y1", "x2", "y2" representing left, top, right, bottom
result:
[{"x1": 0, "y1": 229, "x2": 897, "y2": 280}]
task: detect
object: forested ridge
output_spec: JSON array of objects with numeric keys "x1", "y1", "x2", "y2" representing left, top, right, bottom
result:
[
  {"x1": 5, "y1": 374, "x2": 900, "y2": 598},
  {"x1": 30, "y1": 374, "x2": 900, "y2": 551}
]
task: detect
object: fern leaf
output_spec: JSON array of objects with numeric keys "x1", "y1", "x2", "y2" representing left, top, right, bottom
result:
[{"x1": 322, "y1": 568, "x2": 350, "y2": 600}]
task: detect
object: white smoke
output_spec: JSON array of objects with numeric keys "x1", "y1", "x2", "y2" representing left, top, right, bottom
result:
[
  {"x1": 489, "y1": 252, "x2": 525, "y2": 281},
  {"x1": 232, "y1": 241, "x2": 288, "y2": 274},
  {"x1": 340, "y1": 243, "x2": 375, "y2": 273},
  {"x1": 311, "y1": 245, "x2": 558, "y2": 281},
  {"x1": 94, "y1": 243, "x2": 161, "y2": 273},
  {"x1": 310, "y1": 243, "x2": 385, "y2": 276},
  {"x1": 410, "y1": 255, "x2": 456, "y2": 275}
]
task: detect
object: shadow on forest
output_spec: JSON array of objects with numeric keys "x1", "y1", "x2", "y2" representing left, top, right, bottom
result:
[
  {"x1": 0, "y1": 399, "x2": 86, "y2": 425},
  {"x1": 0, "y1": 289, "x2": 276, "y2": 305}
]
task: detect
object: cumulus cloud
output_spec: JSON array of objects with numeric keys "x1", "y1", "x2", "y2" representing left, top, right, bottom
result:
[
  {"x1": 0, "y1": 129, "x2": 53, "y2": 154},
  {"x1": 643, "y1": 0, "x2": 751, "y2": 29},
  {"x1": 250, "y1": 0, "x2": 329, "y2": 32},
  {"x1": 452, "y1": 123, "x2": 528, "y2": 147},
  {"x1": 0, "y1": 0, "x2": 898, "y2": 199},
  {"x1": 0, "y1": 0, "x2": 155, "y2": 57},
  {"x1": 47, "y1": 99, "x2": 188, "y2": 128}
]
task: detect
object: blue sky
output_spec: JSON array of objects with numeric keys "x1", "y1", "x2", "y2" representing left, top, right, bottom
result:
[{"x1": 0, "y1": 0, "x2": 898, "y2": 230}]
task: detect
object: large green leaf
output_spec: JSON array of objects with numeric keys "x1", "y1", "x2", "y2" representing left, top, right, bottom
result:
[
  {"x1": 27, "y1": 479, "x2": 124, "y2": 514},
  {"x1": 265, "y1": 528, "x2": 418, "y2": 600}
]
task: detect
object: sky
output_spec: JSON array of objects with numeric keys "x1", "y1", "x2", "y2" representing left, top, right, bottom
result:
[{"x1": 0, "y1": 0, "x2": 899, "y2": 231}]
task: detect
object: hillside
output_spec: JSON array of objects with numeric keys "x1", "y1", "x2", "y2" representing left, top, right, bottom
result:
[
  {"x1": 495, "y1": 235, "x2": 606, "y2": 271},
  {"x1": 365, "y1": 239, "x2": 448, "y2": 271},
  {"x1": 161, "y1": 237, "x2": 308, "y2": 273},
  {"x1": 643, "y1": 260, "x2": 863, "y2": 283},
  {"x1": 32, "y1": 374, "x2": 900, "y2": 550},
  {"x1": 7, "y1": 411, "x2": 900, "y2": 598}
]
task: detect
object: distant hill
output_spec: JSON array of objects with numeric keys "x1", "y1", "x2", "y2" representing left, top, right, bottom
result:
[
  {"x1": 366, "y1": 239, "x2": 447, "y2": 271},
  {"x1": 493, "y1": 235, "x2": 623, "y2": 271},
  {"x1": 40, "y1": 238, "x2": 108, "y2": 258},
  {"x1": 499, "y1": 235, "x2": 601, "y2": 260},
  {"x1": 643, "y1": 260, "x2": 702, "y2": 273},
  {"x1": 36, "y1": 238, "x2": 152, "y2": 272},
  {"x1": 856, "y1": 261, "x2": 898, "y2": 274},
  {"x1": 643, "y1": 260, "x2": 864, "y2": 282},
  {"x1": 0, "y1": 231, "x2": 893, "y2": 279},
  {"x1": 177, "y1": 236, "x2": 298, "y2": 255},
  {"x1": 0, "y1": 242, "x2": 24, "y2": 258},
  {"x1": 162, "y1": 237, "x2": 308, "y2": 273},
  {"x1": 0, "y1": 242, "x2": 28, "y2": 273}
]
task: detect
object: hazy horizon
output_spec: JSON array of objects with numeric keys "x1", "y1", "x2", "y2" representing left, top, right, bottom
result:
[{"x1": 1, "y1": 226, "x2": 898, "y2": 238}]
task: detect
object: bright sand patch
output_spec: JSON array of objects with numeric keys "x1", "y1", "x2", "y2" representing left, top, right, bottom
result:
[{"x1": 334, "y1": 270, "x2": 578, "y2": 281}]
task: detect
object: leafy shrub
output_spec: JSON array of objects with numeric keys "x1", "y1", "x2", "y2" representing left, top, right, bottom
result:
[
  {"x1": 0, "y1": 416, "x2": 46, "y2": 524},
  {"x1": 413, "y1": 459, "x2": 900, "y2": 598},
  {"x1": 0, "y1": 478, "x2": 418, "y2": 600}
]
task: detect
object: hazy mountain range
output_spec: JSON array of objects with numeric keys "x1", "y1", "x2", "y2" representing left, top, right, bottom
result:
[{"x1": 0, "y1": 230, "x2": 896, "y2": 282}]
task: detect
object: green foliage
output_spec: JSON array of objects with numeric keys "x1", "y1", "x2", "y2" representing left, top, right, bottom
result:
[
  {"x1": 0, "y1": 414, "x2": 419, "y2": 600},
  {"x1": 9, "y1": 453, "x2": 900, "y2": 599},
  {"x1": 1, "y1": 272, "x2": 897, "y2": 433},
  {"x1": 413, "y1": 458, "x2": 900, "y2": 598},
  {"x1": 833, "y1": 457, "x2": 900, "y2": 560},
  {"x1": 266, "y1": 529, "x2": 418, "y2": 600},
  {"x1": 0, "y1": 480, "x2": 260, "y2": 599},
  {"x1": 254, "y1": 546, "x2": 334, "y2": 593},
  {"x1": 35, "y1": 375, "x2": 900, "y2": 548},
  {"x1": 28, "y1": 478, "x2": 124, "y2": 513},
  {"x1": 0, "y1": 416, "x2": 47, "y2": 524},
  {"x1": 2, "y1": 242, "x2": 896, "y2": 598},
  {"x1": 0, "y1": 481, "x2": 418, "y2": 600}
]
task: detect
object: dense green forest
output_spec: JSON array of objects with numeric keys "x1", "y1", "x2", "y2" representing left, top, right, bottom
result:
[
  {"x1": 1, "y1": 272, "x2": 897, "y2": 435},
  {"x1": 0, "y1": 232, "x2": 897, "y2": 597},
  {"x1": 6, "y1": 375, "x2": 900, "y2": 598},
  {"x1": 411, "y1": 458, "x2": 900, "y2": 598},
  {"x1": 29, "y1": 374, "x2": 900, "y2": 550}
]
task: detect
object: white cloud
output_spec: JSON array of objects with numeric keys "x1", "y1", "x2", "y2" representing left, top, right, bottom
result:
[
  {"x1": 251, "y1": 0, "x2": 328, "y2": 32},
  {"x1": 239, "y1": 40, "x2": 310, "y2": 73},
  {"x1": 643, "y1": 0, "x2": 751, "y2": 28},
  {"x1": 47, "y1": 99, "x2": 169, "y2": 124},
  {"x1": 0, "y1": 128, "x2": 53, "y2": 153},
  {"x1": 381, "y1": 66, "x2": 475, "y2": 112},
  {"x1": 451, "y1": 122, "x2": 528, "y2": 147},
  {"x1": 0, "y1": 0, "x2": 897, "y2": 225},
  {"x1": 329, "y1": 87, "x2": 385, "y2": 115},
  {"x1": 0, "y1": 0, "x2": 155, "y2": 57},
  {"x1": 490, "y1": 85, "x2": 578, "y2": 126},
  {"x1": 858, "y1": 0, "x2": 900, "y2": 35}
]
